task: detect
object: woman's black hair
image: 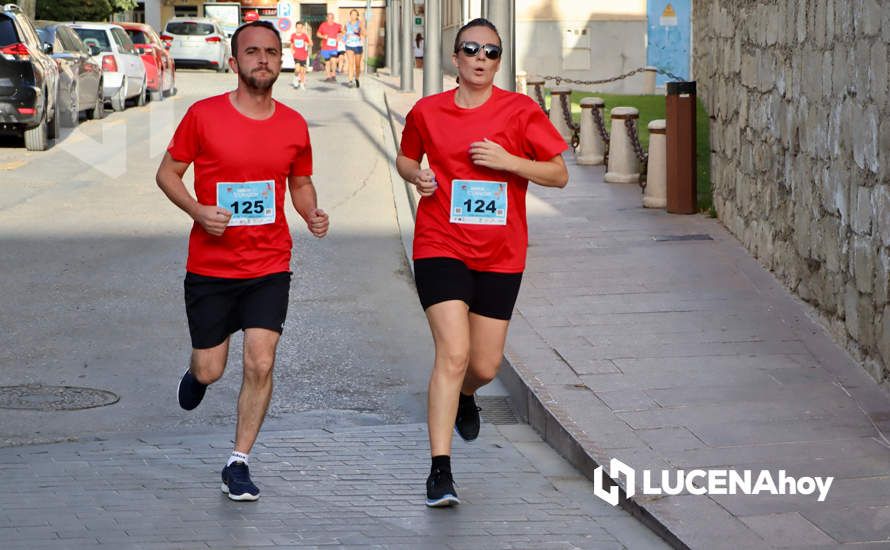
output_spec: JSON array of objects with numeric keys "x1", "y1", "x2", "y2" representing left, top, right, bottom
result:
[
  {"x1": 415, "y1": 33, "x2": 423, "y2": 47},
  {"x1": 453, "y1": 17, "x2": 501, "y2": 53}
]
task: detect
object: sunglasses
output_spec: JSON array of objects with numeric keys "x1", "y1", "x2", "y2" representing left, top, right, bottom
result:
[{"x1": 457, "y1": 41, "x2": 502, "y2": 60}]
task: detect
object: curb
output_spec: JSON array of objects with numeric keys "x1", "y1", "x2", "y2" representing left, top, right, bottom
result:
[{"x1": 374, "y1": 77, "x2": 690, "y2": 549}]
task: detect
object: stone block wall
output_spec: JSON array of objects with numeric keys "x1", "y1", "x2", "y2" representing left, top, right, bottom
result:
[{"x1": 693, "y1": 0, "x2": 890, "y2": 383}]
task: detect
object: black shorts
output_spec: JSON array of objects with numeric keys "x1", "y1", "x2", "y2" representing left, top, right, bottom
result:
[
  {"x1": 184, "y1": 271, "x2": 291, "y2": 349},
  {"x1": 413, "y1": 257, "x2": 522, "y2": 320},
  {"x1": 294, "y1": 58, "x2": 307, "y2": 67}
]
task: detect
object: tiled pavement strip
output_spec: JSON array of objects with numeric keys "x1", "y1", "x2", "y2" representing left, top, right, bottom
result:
[
  {"x1": 0, "y1": 423, "x2": 666, "y2": 549},
  {"x1": 377, "y1": 69, "x2": 890, "y2": 548}
]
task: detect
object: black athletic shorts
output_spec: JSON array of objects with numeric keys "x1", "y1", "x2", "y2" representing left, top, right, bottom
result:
[
  {"x1": 294, "y1": 58, "x2": 307, "y2": 67},
  {"x1": 184, "y1": 271, "x2": 291, "y2": 349},
  {"x1": 413, "y1": 257, "x2": 523, "y2": 320}
]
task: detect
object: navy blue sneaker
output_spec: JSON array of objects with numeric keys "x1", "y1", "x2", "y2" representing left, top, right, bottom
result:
[
  {"x1": 426, "y1": 468, "x2": 460, "y2": 507},
  {"x1": 177, "y1": 369, "x2": 206, "y2": 411},
  {"x1": 455, "y1": 394, "x2": 481, "y2": 442},
  {"x1": 221, "y1": 461, "x2": 260, "y2": 501}
]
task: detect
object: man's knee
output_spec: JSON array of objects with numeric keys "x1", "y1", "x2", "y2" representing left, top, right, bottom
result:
[
  {"x1": 243, "y1": 333, "x2": 278, "y2": 380},
  {"x1": 191, "y1": 350, "x2": 226, "y2": 384}
]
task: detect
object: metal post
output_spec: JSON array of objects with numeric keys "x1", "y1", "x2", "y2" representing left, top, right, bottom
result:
[
  {"x1": 666, "y1": 81, "x2": 697, "y2": 214},
  {"x1": 385, "y1": 0, "x2": 393, "y2": 72},
  {"x1": 400, "y1": 0, "x2": 414, "y2": 91},
  {"x1": 486, "y1": 0, "x2": 515, "y2": 91},
  {"x1": 423, "y1": 0, "x2": 442, "y2": 96},
  {"x1": 388, "y1": 0, "x2": 400, "y2": 74}
]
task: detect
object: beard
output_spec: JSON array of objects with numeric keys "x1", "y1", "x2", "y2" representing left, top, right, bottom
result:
[{"x1": 239, "y1": 67, "x2": 279, "y2": 91}]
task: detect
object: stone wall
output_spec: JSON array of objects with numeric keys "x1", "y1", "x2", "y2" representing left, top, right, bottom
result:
[{"x1": 693, "y1": 0, "x2": 890, "y2": 384}]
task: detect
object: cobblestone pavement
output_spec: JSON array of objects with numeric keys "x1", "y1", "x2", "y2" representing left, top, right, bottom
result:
[{"x1": 0, "y1": 422, "x2": 667, "y2": 549}]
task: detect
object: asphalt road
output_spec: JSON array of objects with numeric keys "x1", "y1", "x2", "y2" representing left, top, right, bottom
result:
[{"x1": 0, "y1": 70, "x2": 433, "y2": 446}]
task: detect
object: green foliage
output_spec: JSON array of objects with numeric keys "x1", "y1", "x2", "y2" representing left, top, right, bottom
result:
[
  {"x1": 36, "y1": 0, "x2": 113, "y2": 21},
  {"x1": 110, "y1": 0, "x2": 137, "y2": 14}
]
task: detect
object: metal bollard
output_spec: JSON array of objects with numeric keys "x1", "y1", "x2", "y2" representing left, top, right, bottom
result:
[
  {"x1": 576, "y1": 97, "x2": 606, "y2": 165},
  {"x1": 666, "y1": 81, "x2": 697, "y2": 214},
  {"x1": 549, "y1": 86, "x2": 572, "y2": 144},
  {"x1": 643, "y1": 66, "x2": 657, "y2": 95},
  {"x1": 527, "y1": 75, "x2": 546, "y2": 112},
  {"x1": 516, "y1": 70, "x2": 528, "y2": 96},
  {"x1": 643, "y1": 119, "x2": 667, "y2": 208},
  {"x1": 604, "y1": 107, "x2": 641, "y2": 183}
]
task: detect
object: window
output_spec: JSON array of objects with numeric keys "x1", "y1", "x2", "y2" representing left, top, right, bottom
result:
[
  {"x1": 0, "y1": 16, "x2": 17, "y2": 46},
  {"x1": 165, "y1": 22, "x2": 214, "y2": 36},
  {"x1": 111, "y1": 27, "x2": 136, "y2": 54},
  {"x1": 74, "y1": 28, "x2": 111, "y2": 52},
  {"x1": 127, "y1": 29, "x2": 148, "y2": 44}
]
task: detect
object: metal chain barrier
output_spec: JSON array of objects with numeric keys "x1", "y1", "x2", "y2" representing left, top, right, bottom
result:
[
  {"x1": 539, "y1": 67, "x2": 684, "y2": 87},
  {"x1": 559, "y1": 93, "x2": 581, "y2": 150},
  {"x1": 625, "y1": 118, "x2": 648, "y2": 189},
  {"x1": 591, "y1": 104, "x2": 610, "y2": 166},
  {"x1": 533, "y1": 83, "x2": 547, "y2": 113}
]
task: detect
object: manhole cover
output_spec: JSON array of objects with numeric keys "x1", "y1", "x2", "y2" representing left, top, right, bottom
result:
[
  {"x1": 477, "y1": 396, "x2": 519, "y2": 425},
  {"x1": 0, "y1": 385, "x2": 119, "y2": 411}
]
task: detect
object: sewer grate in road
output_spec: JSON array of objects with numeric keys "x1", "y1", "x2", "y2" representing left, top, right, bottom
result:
[
  {"x1": 477, "y1": 396, "x2": 519, "y2": 425},
  {"x1": 0, "y1": 385, "x2": 119, "y2": 411},
  {"x1": 652, "y1": 233, "x2": 713, "y2": 242}
]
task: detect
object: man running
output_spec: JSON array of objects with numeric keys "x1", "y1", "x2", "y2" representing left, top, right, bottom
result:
[
  {"x1": 317, "y1": 12, "x2": 341, "y2": 82},
  {"x1": 156, "y1": 20, "x2": 329, "y2": 502}
]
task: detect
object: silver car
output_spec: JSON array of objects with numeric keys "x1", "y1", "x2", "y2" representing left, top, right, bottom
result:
[
  {"x1": 71, "y1": 22, "x2": 147, "y2": 111},
  {"x1": 161, "y1": 17, "x2": 230, "y2": 72}
]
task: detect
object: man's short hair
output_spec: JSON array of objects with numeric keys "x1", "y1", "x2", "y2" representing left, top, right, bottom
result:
[{"x1": 231, "y1": 21, "x2": 281, "y2": 57}]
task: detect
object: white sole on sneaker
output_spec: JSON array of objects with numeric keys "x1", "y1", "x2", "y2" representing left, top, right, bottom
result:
[
  {"x1": 221, "y1": 482, "x2": 259, "y2": 501},
  {"x1": 425, "y1": 494, "x2": 460, "y2": 507}
]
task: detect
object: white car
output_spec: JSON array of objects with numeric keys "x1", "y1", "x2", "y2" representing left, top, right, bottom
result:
[
  {"x1": 72, "y1": 22, "x2": 147, "y2": 111},
  {"x1": 161, "y1": 17, "x2": 230, "y2": 72}
]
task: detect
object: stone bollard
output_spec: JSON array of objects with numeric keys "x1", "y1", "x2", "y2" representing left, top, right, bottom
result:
[
  {"x1": 527, "y1": 75, "x2": 546, "y2": 111},
  {"x1": 643, "y1": 66, "x2": 657, "y2": 95},
  {"x1": 643, "y1": 119, "x2": 667, "y2": 208},
  {"x1": 576, "y1": 97, "x2": 606, "y2": 165},
  {"x1": 516, "y1": 70, "x2": 527, "y2": 96},
  {"x1": 604, "y1": 107, "x2": 641, "y2": 183},
  {"x1": 549, "y1": 86, "x2": 573, "y2": 144}
]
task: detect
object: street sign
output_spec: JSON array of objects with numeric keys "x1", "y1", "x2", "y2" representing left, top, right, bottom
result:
[
  {"x1": 277, "y1": 2, "x2": 292, "y2": 18},
  {"x1": 244, "y1": 11, "x2": 259, "y2": 22},
  {"x1": 277, "y1": 17, "x2": 291, "y2": 32}
]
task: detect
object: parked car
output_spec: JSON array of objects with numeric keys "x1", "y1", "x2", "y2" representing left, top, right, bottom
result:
[
  {"x1": 36, "y1": 21, "x2": 104, "y2": 125},
  {"x1": 161, "y1": 17, "x2": 230, "y2": 72},
  {"x1": 120, "y1": 22, "x2": 175, "y2": 101},
  {"x1": 0, "y1": 3, "x2": 60, "y2": 150},
  {"x1": 71, "y1": 22, "x2": 146, "y2": 111}
]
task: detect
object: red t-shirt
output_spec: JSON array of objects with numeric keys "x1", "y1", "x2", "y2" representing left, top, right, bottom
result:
[
  {"x1": 167, "y1": 93, "x2": 313, "y2": 279},
  {"x1": 290, "y1": 32, "x2": 310, "y2": 60},
  {"x1": 318, "y1": 21, "x2": 341, "y2": 50},
  {"x1": 400, "y1": 87, "x2": 567, "y2": 272}
]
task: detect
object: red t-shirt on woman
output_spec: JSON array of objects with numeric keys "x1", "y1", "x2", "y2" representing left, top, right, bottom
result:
[{"x1": 400, "y1": 86, "x2": 567, "y2": 272}]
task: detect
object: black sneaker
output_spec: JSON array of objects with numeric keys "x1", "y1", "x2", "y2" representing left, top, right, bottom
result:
[
  {"x1": 355, "y1": 79, "x2": 360, "y2": 88},
  {"x1": 177, "y1": 369, "x2": 206, "y2": 411},
  {"x1": 455, "y1": 393, "x2": 481, "y2": 442},
  {"x1": 426, "y1": 468, "x2": 459, "y2": 507},
  {"x1": 221, "y1": 461, "x2": 260, "y2": 501}
]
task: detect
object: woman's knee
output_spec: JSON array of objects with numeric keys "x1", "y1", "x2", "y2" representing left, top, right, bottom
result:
[{"x1": 434, "y1": 349, "x2": 470, "y2": 377}]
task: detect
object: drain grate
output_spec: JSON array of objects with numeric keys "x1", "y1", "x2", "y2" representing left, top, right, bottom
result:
[
  {"x1": 652, "y1": 234, "x2": 713, "y2": 242},
  {"x1": 0, "y1": 385, "x2": 119, "y2": 411},
  {"x1": 477, "y1": 396, "x2": 519, "y2": 425}
]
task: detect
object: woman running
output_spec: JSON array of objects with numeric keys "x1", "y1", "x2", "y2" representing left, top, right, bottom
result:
[
  {"x1": 396, "y1": 18, "x2": 569, "y2": 507},
  {"x1": 344, "y1": 9, "x2": 365, "y2": 88}
]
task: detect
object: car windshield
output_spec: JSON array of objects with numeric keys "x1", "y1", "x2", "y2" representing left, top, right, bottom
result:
[
  {"x1": 73, "y1": 28, "x2": 111, "y2": 52},
  {"x1": 166, "y1": 22, "x2": 214, "y2": 36},
  {"x1": 35, "y1": 27, "x2": 51, "y2": 45},
  {"x1": 126, "y1": 29, "x2": 148, "y2": 44},
  {"x1": 0, "y1": 16, "x2": 18, "y2": 46}
]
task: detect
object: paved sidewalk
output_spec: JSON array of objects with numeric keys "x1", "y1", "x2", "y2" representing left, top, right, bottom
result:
[
  {"x1": 0, "y1": 422, "x2": 666, "y2": 549},
  {"x1": 377, "y1": 70, "x2": 890, "y2": 549}
]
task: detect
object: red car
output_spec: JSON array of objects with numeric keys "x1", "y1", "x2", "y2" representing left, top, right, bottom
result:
[{"x1": 120, "y1": 22, "x2": 175, "y2": 101}]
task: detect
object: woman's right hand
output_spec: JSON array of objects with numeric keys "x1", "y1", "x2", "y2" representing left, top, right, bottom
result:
[{"x1": 412, "y1": 169, "x2": 438, "y2": 197}]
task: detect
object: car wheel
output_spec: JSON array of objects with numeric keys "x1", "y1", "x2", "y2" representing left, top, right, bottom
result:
[
  {"x1": 137, "y1": 79, "x2": 147, "y2": 106},
  {"x1": 150, "y1": 89, "x2": 163, "y2": 102},
  {"x1": 47, "y1": 105, "x2": 60, "y2": 141},
  {"x1": 62, "y1": 84, "x2": 79, "y2": 127},
  {"x1": 111, "y1": 83, "x2": 126, "y2": 112},
  {"x1": 89, "y1": 83, "x2": 106, "y2": 120},
  {"x1": 23, "y1": 117, "x2": 48, "y2": 151}
]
